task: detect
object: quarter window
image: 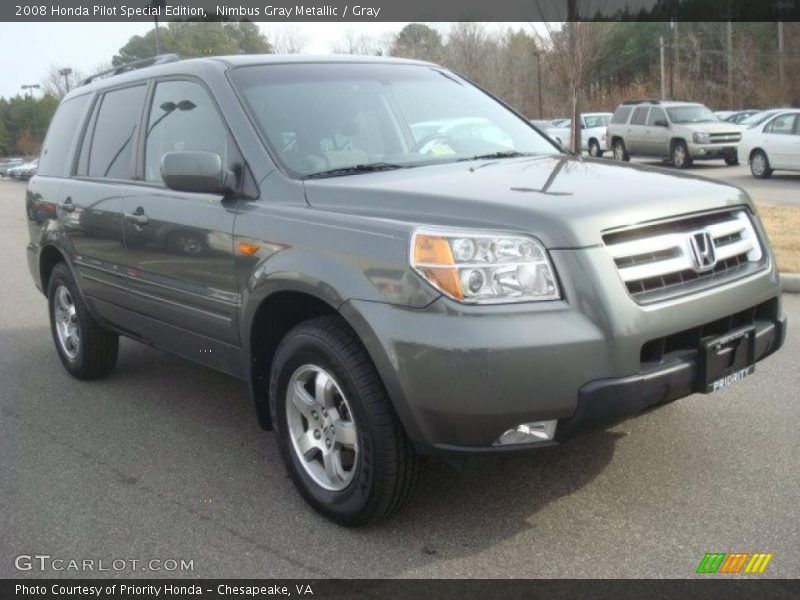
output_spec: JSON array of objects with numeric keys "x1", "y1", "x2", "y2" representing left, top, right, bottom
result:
[
  {"x1": 144, "y1": 80, "x2": 228, "y2": 183},
  {"x1": 630, "y1": 107, "x2": 650, "y2": 126},
  {"x1": 38, "y1": 94, "x2": 91, "y2": 177},
  {"x1": 610, "y1": 106, "x2": 632, "y2": 125},
  {"x1": 85, "y1": 85, "x2": 147, "y2": 180}
]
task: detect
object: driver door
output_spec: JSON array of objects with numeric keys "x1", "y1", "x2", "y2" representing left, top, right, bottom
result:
[{"x1": 120, "y1": 78, "x2": 241, "y2": 357}]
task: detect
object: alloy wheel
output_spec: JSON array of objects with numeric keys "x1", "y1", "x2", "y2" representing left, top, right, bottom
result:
[
  {"x1": 285, "y1": 364, "x2": 359, "y2": 491},
  {"x1": 53, "y1": 285, "x2": 80, "y2": 360}
]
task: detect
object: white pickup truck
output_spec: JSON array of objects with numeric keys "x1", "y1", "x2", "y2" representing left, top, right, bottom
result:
[{"x1": 546, "y1": 112, "x2": 613, "y2": 157}]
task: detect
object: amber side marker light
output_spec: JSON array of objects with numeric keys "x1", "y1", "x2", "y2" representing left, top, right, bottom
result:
[
  {"x1": 412, "y1": 234, "x2": 464, "y2": 300},
  {"x1": 238, "y1": 241, "x2": 260, "y2": 255}
]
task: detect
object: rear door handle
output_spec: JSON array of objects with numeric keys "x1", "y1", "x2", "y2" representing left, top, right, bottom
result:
[
  {"x1": 60, "y1": 197, "x2": 75, "y2": 213},
  {"x1": 124, "y1": 207, "x2": 149, "y2": 226}
]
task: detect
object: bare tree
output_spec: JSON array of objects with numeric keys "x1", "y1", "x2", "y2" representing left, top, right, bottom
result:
[
  {"x1": 269, "y1": 25, "x2": 309, "y2": 54},
  {"x1": 331, "y1": 30, "x2": 384, "y2": 55},
  {"x1": 533, "y1": 1, "x2": 616, "y2": 152},
  {"x1": 41, "y1": 66, "x2": 83, "y2": 99}
]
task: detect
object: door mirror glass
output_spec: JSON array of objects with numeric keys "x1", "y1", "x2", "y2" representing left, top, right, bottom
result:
[{"x1": 161, "y1": 151, "x2": 228, "y2": 194}]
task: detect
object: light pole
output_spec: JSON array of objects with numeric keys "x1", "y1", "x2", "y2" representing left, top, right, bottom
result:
[
  {"x1": 21, "y1": 84, "x2": 41, "y2": 97},
  {"x1": 535, "y1": 52, "x2": 543, "y2": 119},
  {"x1": 149, "y1": 0, "x2": 166, "y2": 54},
  {"x1": 59, "y1": 68, "x2": 73, "y2": 93}
]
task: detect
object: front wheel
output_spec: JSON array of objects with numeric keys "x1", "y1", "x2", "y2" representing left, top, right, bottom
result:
[
  {"x1": 47, "y1": 262, "x2": 119, "y2": 379},
  {"x1": 750, "y1": 150, "x2": 773, "y2": 179},
  {"x1": 270, "y1": 316, "x2": 420, "y2": 526},
  {"x1": 671, "y1": 141, "x2": 693, "y2": 169}
]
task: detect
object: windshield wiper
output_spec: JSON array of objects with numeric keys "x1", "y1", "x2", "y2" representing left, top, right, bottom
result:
[
  {"x1": 306, "y1": 162, "x2": 409, "y2": 178},
  {"x1": 457, "y1": 151, "x2": 534, "y2": 162}
]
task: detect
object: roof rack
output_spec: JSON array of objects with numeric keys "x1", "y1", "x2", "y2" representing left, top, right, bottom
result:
[
  {"x1": 622, "y1": 99, "x2": 664, "y2": 105},
  {"x1": 79, "y1": 54, "x2": 181, "y2": 87}
]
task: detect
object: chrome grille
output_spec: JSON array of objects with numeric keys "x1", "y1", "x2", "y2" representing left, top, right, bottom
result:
[
  {"x1": 708, "y1": 132, "x2": 742, "y2": 144},
  {"x1": 604, "y1": 210, "x2": 764, "y2": 303}
]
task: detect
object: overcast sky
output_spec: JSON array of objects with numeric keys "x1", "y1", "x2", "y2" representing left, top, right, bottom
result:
[{"x1": 0, "y1": 22, "x2": 540, "y2": 99}]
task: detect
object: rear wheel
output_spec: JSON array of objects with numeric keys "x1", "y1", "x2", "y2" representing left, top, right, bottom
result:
[
  {"x1": 724, "y1": 156, "x2": 739, "y2": 166},
  {"x1": 671, "y1": 141, "x2": 693, "y2": 169},
  {"x1": 612, "y1": 139, "x2": 629, "y2": 162},
  {"x1": 47, "y1": 262, "x2": 118, "y2": 379},
  {"x1": 588, "y1": 139, "x2": 603, "y2": 157},
  {"x1": 270, "y1": 316, "x2": 420, "y2": 526},
  {"x1": 750, "y1": 150, "x2": 773, "y2": 179}
]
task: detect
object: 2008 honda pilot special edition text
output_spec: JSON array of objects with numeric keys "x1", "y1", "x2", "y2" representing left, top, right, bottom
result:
[{"x1": 26, "y1": 54, "x2": 786, "y2": 525}]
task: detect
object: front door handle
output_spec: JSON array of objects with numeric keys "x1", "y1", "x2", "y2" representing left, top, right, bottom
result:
[
  {"x1": 60, "y1": 197, "x2": 75, "y2": 213},
  {"x1": 124, "y1": 207, "x2": 149, "y2": 227}
]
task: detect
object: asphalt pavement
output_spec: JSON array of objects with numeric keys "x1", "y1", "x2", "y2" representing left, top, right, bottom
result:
[{"x1": 1, "y1": 177, "x2": 798, "y2": 578}]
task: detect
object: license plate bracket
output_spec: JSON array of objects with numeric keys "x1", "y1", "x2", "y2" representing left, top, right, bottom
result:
[{"x1": 698, "y1": 325, "x2": 756, "y2": 393}]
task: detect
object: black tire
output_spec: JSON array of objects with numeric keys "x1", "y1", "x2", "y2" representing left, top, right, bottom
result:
[
  {"x1": 724, "y1": 156, "x2": 739, "y2": 166},
  {"x1": 750, "y1": 149, "x2": 773, "y2": 179},
  {"x1": 612, "y1": 139, "x2": 629, "y2": 162},
  {"x1": 588, "y1": 139, "x2": 603, "y2": 158},
  {"x1": 671, "y1": 140, "x2": 693, "y2": 169},
  {"x1": 269, "y1": 316, "x2": 420, "y2": 526},
  {"x1": 47, "y1": 262, "x2": 119, "y2": 379}
]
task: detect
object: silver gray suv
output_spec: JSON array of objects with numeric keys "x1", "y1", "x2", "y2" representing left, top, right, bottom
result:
[{"x1": 607, "y1": 100, "x2": 742, "y2": 168}]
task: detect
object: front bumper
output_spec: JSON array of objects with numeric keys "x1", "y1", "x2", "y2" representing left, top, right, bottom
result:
[
  {"x1": 341, "y1": 246, "x2": 784, "y2": 456},
  {"x1": 688, "y1": 143, "x2": 739, "y2": 160}
]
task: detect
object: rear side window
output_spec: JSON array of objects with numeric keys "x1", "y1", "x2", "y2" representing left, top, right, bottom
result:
[
  {"x1": 144, "y1": 79, "x2": 228, "y2": 183},
  {"x1": 630, "y1": 107, "x2": 649, "y2": 126},
  {"x1": 37, "y1": 94, "x2": 91, "y2": 177},
  {"x1": 610, "y1": 106, "x2": 631, "y2": 125},
  {"x1": 84, "y1": 84, "x2": 147, "y2": 180}
]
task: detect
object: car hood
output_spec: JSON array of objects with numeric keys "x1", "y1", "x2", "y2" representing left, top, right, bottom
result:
[
  {"x1": 303, "y1": 155, "x2": 751, "y2": 248},
  {"x1": 685, "y1": 122, "x2": 743, "y2": 134}
]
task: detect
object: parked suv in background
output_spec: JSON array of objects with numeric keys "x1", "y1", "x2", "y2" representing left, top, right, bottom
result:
[
  {"x1": 607, "y1": 100, "x2": 742, "y2": 168},
  {"x1": 26, "y1": 55, "x2": 785, "y2": 525}
]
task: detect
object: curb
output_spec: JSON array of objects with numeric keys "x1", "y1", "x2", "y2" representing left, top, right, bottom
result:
[{"x1": 781, "y1": 273, "x2": 800, "y2": 294}]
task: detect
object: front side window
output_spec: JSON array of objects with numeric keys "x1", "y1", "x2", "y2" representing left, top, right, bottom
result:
[
  {"x1": 144, "y1": 80, "x2": 228, "y2": 183},
  {"x1": 765, "y1": 114, "x2": 797, "y2": 135},
  {"x1": 646, "y1": 107, "x2": 667, "y2": 126},
  {"x1": 230, "y1": 63, "x2": 558, "y2": 178},
  {"x1": 86, "y1": 85, "x2": 147, "y2": 180},
  {"x1": 666, "y1": 105, "x2": 718, "y2": 124}
]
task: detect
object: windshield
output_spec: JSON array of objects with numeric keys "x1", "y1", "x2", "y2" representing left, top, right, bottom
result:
[
  {"x1": 230, "y1": 63, "x2": 558, "y2": 177},
  {"x1": 583, "y1": 114, "x2": 611, "y2": 128},
  {"x1": 666, "y1": 105, "x2": 719, "y2": 124},
  {"x1": 740, "y1": 110, "x2": 780, "y2": 127}
]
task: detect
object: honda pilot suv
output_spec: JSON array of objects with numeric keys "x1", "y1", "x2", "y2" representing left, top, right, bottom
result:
[
  {"x1": 26, "y1": 55, "x2": 785, "y2": 525},
  {"x1": 608, "y1": 100, "x2": 742, "y2": 168}
]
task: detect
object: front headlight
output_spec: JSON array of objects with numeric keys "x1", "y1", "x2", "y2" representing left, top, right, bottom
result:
[
  {"x1": 410, "y1": 228, "x2": 560, "y2": 303},
  {"x1": 693, "y1": 132, "x2": 711, "y2": 143}
]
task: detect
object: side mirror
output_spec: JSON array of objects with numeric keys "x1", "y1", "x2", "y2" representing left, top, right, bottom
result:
[
  {"x1": 161, "y1": 151, "x2": 232, "y2": 194},
  {"x1": 654, "y1": 119, "x2": 669, "y2": 128}
]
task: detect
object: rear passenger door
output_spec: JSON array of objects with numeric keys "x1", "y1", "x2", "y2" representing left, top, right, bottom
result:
[
  {"x1": 645, "y1": 107, "x2": 669, "y2": 155},
  {"x1": 120, "y1": 77, "x2": 240, "y2": 350},
  {"x1": 68, "y1": 83, "x2": 148, "y2": 310},
  {"x1": 627, "y1": 106, "x2": 650, "y2": 154}
]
